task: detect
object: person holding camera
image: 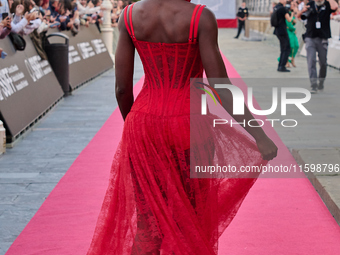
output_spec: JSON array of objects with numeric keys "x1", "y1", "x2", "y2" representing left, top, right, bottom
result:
[
  {"x1": 274, "y1": 0, "x2": 294, "y2": 72},
  {"x1": 1, "y1": 0, "x2": 12, "y2": 39},
  {"x1": 10, "y1": 0, "x2": 41, "y2": 35},
  {"x1": 297, "y1": 0, "x2": 338, "y2": 93},
  {"x1": 1, "y1": 12, "x2": 12, "y2": 39}
]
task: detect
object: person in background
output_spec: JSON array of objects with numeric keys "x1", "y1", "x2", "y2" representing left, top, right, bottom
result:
[
  {"x1": 274, "y1": 0, "x2": 293, "y2": 72},
  {"x1": 10, "y1": 0, "x2": 40, "y2": 35},
  {"x1": 33, "y1": 0, "x2": 44, "y2": 14},
  {"x1": 55, "y1": 0, "x2": 69, "y2": 30},
  {"x1": 297, "y1": 0, "x2": 339, "y2": 93},
  {"x1": 0, "y1": 0, "x2": 12, "y2": 39},
  {"x1": 297, "y1": 0, "x2": 305, "y2": 10},
  {"x1": 270, "y1": 1, "x2": 278, "y2": 14},
  {"x1": 55, "y1": 0, "x2": 75, "y2": 33},
  {"x1": 0, "y1": 0, "x2": 10, "y2": 21},
  {"x1": 77, "y1": 0, "x2": 101, "y2": 27},
  {"x1": 41, "y1": 0, "x2": 49, "y2": 11},
  {"x1": 31, "y1": 0, "x2": 51, "y2": 34},
  {"x1": 234, "y1": 1, "x2": 248, "y2": 39},
  {"x1": 89, "y1": 0, "x2": 102, "y2": 32},
  {"x1": 0, "y1": 16, "x2": 12, "y2": 39},
  {"x1": 111, "y1": 0, "x2": 118, "y2": 26},
  {"x1": 68, "y1": 0, "x2": 80, "y2": 35},
  {"x1": 114, "y1": 0, "x2": 123, "y2": 22},
  {"x1": 296, "y1": 0, "x2": 308, "y2": 40},
  {"x1": 278, "y1": 0, "x2": 300, "y2": 67},
  {"x1": 331, "y1": 6, "x2": 340, "y2": 18},
  {"x1": 46, "y1": 0, "x2": 59, "y2": 23},
  {"x1": 123, "y1": 0, "x2": 129, "y2": 8}
]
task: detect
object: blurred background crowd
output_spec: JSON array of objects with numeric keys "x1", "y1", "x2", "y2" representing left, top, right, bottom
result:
[{"x1": 0, "y1": 0, "x2": 134, "y2": 59}]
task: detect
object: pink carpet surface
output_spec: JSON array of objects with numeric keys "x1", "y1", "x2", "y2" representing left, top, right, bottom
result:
[{"x1": 5, "y1": 52, "x2": 340, "y2": 255}]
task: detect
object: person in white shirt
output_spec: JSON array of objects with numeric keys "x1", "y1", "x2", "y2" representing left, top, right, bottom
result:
[
  {"x1": 1, "y1": 0, "x2": 38, "y2": 35},
  {"x1": 76, "y1": 0, "x2": 101, "y2": 15},
  {"x1": 297, "y1": 0, "x2": 305, "y2": 11},
  {"x1": 10, "y1": 0, "x2": 41, "y2": 35},
  {"x1": 297, "y1": 0, "x2": 307, "y2": 26}
]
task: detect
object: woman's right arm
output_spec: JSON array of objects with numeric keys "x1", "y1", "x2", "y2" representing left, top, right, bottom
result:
[{"x1": 197, "y1": 8, "x2": 278, "y2": 161}]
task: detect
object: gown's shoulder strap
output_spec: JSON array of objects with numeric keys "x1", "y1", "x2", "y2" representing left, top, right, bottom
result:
[
  {"x1": 189, "y1": 4, "x2": 206, "y2": 44},
  {"x1": 124, "y1": 2, "x2": 136, "y2": 41},
  {"x1": 125, "y1": 3, "x2": 205, "y2": 43}
]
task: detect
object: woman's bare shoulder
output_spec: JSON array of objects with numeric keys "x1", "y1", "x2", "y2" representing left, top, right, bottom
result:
[{"x1": 199, "y1": 6, "x2": 218, "y2": 31}]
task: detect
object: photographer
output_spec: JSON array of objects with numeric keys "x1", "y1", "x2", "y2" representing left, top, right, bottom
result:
[
  {"x1": 274, "y1": 0, "x2": 294, "y2": 72},
  {"x1": 297, "y1": 0, "x2": 338, "y2": 93}
]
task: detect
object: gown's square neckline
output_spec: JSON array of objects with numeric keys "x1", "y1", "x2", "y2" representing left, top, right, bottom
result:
[
  {"x1": 133, "y1": 39, "x2": 196, "y2": 46},
  {"x1": 125, "y1": 2, "x2": 205, "y2": 46}
]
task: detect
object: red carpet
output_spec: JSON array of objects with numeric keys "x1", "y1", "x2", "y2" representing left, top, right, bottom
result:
[{"x1": 6, "y1": 53, "x2": 340, "y2": 255}]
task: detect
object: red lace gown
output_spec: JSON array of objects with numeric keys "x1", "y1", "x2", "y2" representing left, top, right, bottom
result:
[{"x1": 87, "y1": 3, "x2": 267, "y2": 255}]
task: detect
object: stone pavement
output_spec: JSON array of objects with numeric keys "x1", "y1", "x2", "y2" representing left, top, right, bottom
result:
[
  {"x1": 0, "y1": 28, "x2": 339, "y2": 255},
  {"x1": 219, "y1": 29, "x2": 340, "y2": 225},
  {"x1": 0, "y1": 55, "x2": 144, "y2": 255}
]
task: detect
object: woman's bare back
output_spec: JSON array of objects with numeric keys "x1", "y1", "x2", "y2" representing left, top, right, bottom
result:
[{"x1": 127, "y1": 0, "x2": 199, "y2": 43}]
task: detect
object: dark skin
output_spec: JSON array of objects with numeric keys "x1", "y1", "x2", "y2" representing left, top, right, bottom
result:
[{"x1": 115, "y1": 0, "x2": 278, "y2": 161}]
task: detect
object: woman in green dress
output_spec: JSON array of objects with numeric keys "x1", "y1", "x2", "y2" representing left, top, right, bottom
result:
[{"x1": 278, "y1": 0, "x2": 299, "y2": 67}]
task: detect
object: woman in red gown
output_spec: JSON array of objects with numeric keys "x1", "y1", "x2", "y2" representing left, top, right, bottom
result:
[{"x1": 87, "y1": 0, "x2": 278, "y2": 254}]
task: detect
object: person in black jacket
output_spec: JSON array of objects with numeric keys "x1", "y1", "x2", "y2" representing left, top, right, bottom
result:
[
  {"x1": 274, "y1": 0, "x2": 293, "y2": 72},
  {"x1": 234, "y1": 2, "x2": 248, "y2": 39},
  {"x1": 297, "y1": 0, "x2": 338, "y2": 93}
]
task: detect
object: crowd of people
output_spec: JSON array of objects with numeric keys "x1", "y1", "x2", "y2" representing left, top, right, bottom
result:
[
  {"x1": 0, "y1": 0, "x2": 133, "y2": 59},
  {"x1": 271, "y1": 0, "x2": 339, "y2": 94},
  {"x1": 234, "y1": 0, "x2": 339, "y2": 92}
]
